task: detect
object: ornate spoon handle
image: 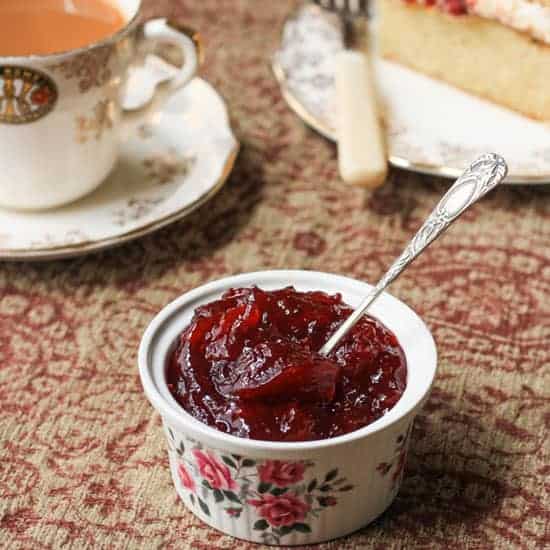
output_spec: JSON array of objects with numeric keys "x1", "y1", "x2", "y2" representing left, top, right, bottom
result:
[{"x1": 319, "y1": 153, "x2": 508, "y2": 356}]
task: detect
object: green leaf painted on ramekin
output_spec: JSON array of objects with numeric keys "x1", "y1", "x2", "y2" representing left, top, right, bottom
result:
[
  {"x1": 253, "y1": 519, "x2": 269, "y2": 531},
  {"x1": 258, "y1": 482, "x2": 272, "y2": 494},
  {"x1": 222, "y1": 490, "x2": 241, "y2": 503},
  {"x1": 222, "y1": 456, "x2": 237, "y2": 469},
  {"x1": 279, "y1": 525, "x2": 293, "y2": 536},
  {"x1": 198, "y1": 497, "x2": 210, "y2": 516}
]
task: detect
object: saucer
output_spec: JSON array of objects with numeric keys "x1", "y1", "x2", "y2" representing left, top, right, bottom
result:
[
  {"x1": 273, "y1": 4, "x2": 550, "y2": 184},
  {"x1": 0, "y1": 75, "x2": 239, "y2": 261}
]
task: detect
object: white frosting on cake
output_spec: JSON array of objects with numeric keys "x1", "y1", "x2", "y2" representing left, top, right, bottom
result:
[
  {"x1": 469, "y1": 0, "x2": 550, "y2": 44},
  {"x1": 412, "y1": 0, "x2": 550, "y2": 44}
]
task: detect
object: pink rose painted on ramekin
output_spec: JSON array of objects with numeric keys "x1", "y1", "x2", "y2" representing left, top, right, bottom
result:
[
  {"x1": 177, "y1": 463, "x2": 195, "y2": 492},
  {"x1": 192, "y1": 449, "x2": 236, "y2": 490},
  {"x1": 258, "y1": 460, "x2": 307, "y2": 487},
  {"x1": 248, "y1": 493, "x2": 310, "y2": 527}
]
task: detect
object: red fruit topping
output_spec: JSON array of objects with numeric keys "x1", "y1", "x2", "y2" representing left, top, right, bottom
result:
[
  {"x1": 405, "y1": 0, "x2": 468, "y2": 13},
  {"x1": 440, "y1": 0, "x2": 469, "y2": 14},
  {"x1": 166, "y1": 287, "x2": 407, "y2": 442}
]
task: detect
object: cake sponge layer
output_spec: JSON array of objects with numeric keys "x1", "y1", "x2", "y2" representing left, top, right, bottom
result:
[{"x1": 378, "y1": 0, "x2": 550, "y2": 120}]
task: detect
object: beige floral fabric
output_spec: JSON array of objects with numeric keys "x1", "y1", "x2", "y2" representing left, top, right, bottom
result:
[{"x1": 0, "y1": 1, "x2": 548, "y2": 548}]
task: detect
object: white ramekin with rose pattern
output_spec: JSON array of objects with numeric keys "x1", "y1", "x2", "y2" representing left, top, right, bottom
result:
[{"x1": 139, "y1": 270, "x2": 437, "y2": 545}]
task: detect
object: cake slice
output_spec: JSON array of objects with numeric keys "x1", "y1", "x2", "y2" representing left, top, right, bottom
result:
[{"x1": 378, "y1": 0, "x2": 550, "y2": 120}]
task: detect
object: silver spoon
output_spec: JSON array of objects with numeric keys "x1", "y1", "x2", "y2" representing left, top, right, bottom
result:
[{"x1": 319, "y1": 153, "x2": 508, "y2": 356}]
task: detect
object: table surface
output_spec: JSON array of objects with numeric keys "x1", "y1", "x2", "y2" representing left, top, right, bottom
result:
[{"x1": 1, "y1": 1, "x2": 549, "y2": 548}]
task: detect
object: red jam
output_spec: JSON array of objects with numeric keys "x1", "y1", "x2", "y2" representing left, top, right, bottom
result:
[
  {"x1": 404, "y1": 0, "x2": 468, "y2": 15},
  {"x1": 442, "y1": 0, "x2": 468, "y2": 15},
  {"x1": 167, "y1": 287, "x2": 407, "y2": 442}
]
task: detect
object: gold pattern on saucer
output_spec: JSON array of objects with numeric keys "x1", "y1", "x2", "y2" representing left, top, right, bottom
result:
[
  {"x1": 142, "y1": 150, "x2": 196, "y2": 185},
  {"x1": 76, "y1": 99, "x2": 115, "y2": 143},
  {"x1": 0, "y1": 66, "x2": 58, "y2": 124}
]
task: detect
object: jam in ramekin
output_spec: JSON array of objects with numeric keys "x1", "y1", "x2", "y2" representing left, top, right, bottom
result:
[{"x1": 167, "y1": 287, "x2": 407, "y2": 442}]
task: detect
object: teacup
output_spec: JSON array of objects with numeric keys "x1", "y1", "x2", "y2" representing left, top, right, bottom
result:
[{"x1": 0, "y1": 0, "x2": 199, "y2": 210}]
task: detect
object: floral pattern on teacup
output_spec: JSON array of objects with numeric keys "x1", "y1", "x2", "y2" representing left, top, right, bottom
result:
[
  {"x1": 76, "y1": 99, "x2": 115, "y2": 143},
  {"x1": 167, "y1": 428, "x2": 355, "y2": 545},
  {"x1": 49, "y1": 44, "x2": 115, "y2": 93}
]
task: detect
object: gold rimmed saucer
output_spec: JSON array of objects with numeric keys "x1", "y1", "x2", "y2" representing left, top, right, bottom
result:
[
  {"x1": 0, "y1": 78, "x2": 239, "y2": 261},
  {"x1": 273, "y1": 4, "x2": 550, "y2": 185}
]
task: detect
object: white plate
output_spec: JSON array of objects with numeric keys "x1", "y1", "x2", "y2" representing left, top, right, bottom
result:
[
  {"x1": 272, "y1": 4, "x2": 550, "y2": 184},
  {"x1": 0, "y1": 74, "x2": 239, "y2": 260}
]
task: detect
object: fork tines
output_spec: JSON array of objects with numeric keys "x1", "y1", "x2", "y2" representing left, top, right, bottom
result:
[{"x1": 314, "y1": 0, "x2": 369, "y2": 15}]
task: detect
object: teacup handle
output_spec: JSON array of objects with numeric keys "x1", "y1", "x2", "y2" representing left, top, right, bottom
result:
[{"x1": 122, "y1": 18, "x2": 200, "y2": 130}]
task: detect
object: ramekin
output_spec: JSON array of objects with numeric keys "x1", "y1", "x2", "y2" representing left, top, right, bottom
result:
[{"x1": 138, "y1": 270, "x2": 437, "y2": 545}]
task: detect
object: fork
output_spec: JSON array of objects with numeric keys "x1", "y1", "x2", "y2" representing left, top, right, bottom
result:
[{"x1": 314, "y1": 0, "x2": 387, "y2": 188}]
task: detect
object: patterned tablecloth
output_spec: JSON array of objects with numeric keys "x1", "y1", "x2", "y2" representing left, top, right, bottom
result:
[{"x1": 0, "y1": 1, "x2": 548, "y2": 548}]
